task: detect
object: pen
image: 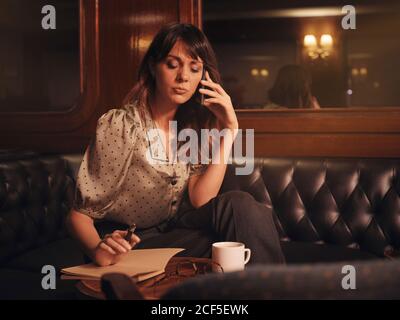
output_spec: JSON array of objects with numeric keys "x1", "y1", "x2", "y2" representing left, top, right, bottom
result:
[{"x1": 125, "y1": 223, "x2": 137, "y2": 242}]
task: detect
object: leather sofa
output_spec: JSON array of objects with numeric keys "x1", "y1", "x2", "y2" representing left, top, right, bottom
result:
[{"x1": 0, "y1": 150, "x2": 399, "y2": 299}]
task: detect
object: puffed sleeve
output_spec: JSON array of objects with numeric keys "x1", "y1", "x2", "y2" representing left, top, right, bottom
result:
[{"x1": 72, "y1": 108, "x2": 138, "y2": 219}]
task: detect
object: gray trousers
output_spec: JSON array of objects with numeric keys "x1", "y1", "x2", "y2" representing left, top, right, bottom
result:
[{"x1": 133, "y1": 190, "x2": 285, "y2": 265}]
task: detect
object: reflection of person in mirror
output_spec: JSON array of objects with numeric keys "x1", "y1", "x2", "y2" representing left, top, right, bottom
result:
[{"x1": 264, "y1": 64, "x2": 320, "y2": 109}]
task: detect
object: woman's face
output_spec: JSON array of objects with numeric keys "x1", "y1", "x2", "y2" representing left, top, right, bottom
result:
[{"x1": 154, "y1": 40, "x2": 203, "y2": 106}]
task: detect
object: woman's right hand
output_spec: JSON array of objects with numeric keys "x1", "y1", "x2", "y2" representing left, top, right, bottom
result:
[{"x1": 93, "y1": 230, "x2": 141, "y2": 266}]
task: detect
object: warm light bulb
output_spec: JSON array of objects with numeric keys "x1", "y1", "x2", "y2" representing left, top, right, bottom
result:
[
  {"x1": 304, "y1": 34, "x2": 317, "y2": 47},
  {"x1": 360, "y1": 67, "x2": 368, "y2": 76},
  {"x1": 260, "y1": 69, "x2": 269, "y2": 77},
  {"x1": 320, "y1": 34, "x2": 333, "y2": 47},
  {"x1": 251, "y1": 68, "x2": 259, "y2": 76}
]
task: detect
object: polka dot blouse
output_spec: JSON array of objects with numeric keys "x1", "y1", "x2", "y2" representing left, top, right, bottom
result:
[{"x1": 72, "y1": 103, "x2": 208, "y2": 229}]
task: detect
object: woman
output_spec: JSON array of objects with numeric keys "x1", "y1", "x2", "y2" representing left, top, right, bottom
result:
[
  {"x1": 265, "y1": 64, "x2": 320, "y2": 109},
  {"x1": 67, "y1": 23, "x2": 285, "y2": 267}
]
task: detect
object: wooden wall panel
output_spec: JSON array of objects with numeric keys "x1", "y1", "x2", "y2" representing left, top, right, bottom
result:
[
  {"x1": 236, "y1": 108, "x2": 400, "y2": 157},
  {"x1": 251, "y1": 133, "x2": 400, "y2": 158},
  {"x1": 98, "y1": 0, "x2": 178, "y2": 109},
  {"x1": 237, "y1": 108, "x2": 400, "y2": 133}
]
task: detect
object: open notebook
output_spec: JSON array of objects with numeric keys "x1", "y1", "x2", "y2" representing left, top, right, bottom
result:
[{"x1": 61, "y1": 248, "x2": 185, "y2": 282}]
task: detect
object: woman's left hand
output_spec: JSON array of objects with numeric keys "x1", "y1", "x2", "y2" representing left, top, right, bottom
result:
[{"x1": 199, "y1": 71, "x2": 239, "y2": 136}]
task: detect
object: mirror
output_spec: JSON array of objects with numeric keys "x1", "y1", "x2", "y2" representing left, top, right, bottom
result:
[
  {"x1": 203, "y1": 0, "x2": 400, "y2": 109},
  {"x1": 0, "y1": 0, "x2": 80, "y2": 113}
]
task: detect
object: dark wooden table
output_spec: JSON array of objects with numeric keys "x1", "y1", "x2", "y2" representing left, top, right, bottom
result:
[{"x1": 76, "y1": 257, "x2": 212, "y2": 300}]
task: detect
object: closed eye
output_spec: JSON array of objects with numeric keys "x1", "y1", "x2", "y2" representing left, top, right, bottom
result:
[
  {"x1": 167, "y1": 61, "x2": 179, "y2": 69},
  {"x1": 166, "y1": 55, "x2": 203, "y2": 73}
]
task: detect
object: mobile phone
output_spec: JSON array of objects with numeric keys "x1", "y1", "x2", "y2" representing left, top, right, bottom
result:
[{"x1": 200, "y1": 68, "x2": 207, "y2": 105}]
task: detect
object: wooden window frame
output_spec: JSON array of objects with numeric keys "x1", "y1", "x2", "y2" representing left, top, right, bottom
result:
[{"x1": 0, "y1": 0, "x2": 99, "y2": 134}]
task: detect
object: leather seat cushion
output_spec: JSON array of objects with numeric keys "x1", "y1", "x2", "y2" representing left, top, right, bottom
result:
[{"x1": 281, "y1": 241, "x2": 379, "y2": 264}]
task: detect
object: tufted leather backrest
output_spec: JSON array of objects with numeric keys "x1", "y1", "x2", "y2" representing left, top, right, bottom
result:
[
  {"x1": 221, "y1": 158, "x2": 400, "y2": 257},
  {"x1": 1, "y1": 153, "x2": 399, "y2": 263},
  {"x1": 0, "y1": 152, "x2": 78, "y2": 264}
]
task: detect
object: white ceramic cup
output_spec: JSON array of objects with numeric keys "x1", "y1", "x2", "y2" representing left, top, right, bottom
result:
[{"x1": 211, "y1": 242, "x2": 251, "y2": 273}]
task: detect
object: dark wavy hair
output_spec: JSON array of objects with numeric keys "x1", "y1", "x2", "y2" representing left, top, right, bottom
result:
[
  {"x1": 268, "y1": 64, "x2": 313, "y2": 108},
  {"x1": 123, "y1": 23, "x2": 221, "y2": 152}
]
